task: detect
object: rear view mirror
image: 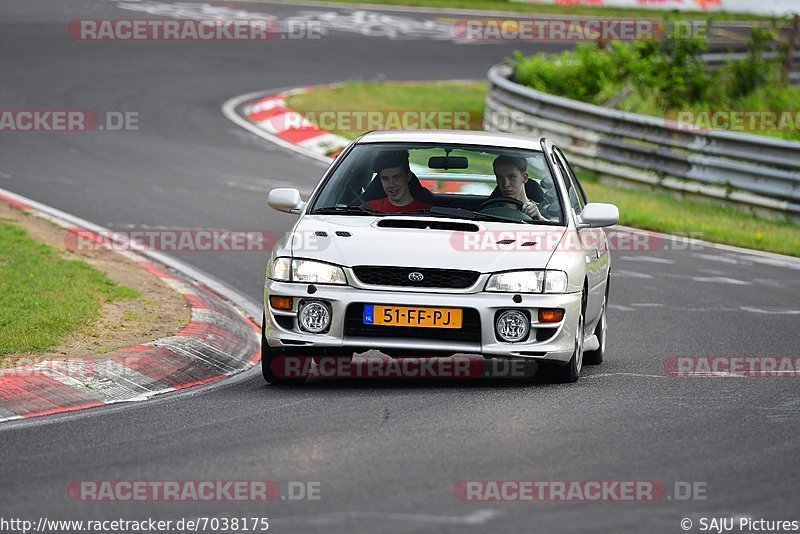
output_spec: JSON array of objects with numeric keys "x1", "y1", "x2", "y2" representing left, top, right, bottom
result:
[
  {"x1": 428, "y1": 156, "x2": 469, "y2": 170},
  {"x1": 268, "y1": 188, "x2": 305, "y2": 214},
  {"x1": 576, "y1": 203, "x2": 619, "y2": 228}
]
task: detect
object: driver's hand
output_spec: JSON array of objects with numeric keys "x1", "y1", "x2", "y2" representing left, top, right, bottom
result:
[{"x1": 522, "y1": 201, "x2": 543, "y2": 220}]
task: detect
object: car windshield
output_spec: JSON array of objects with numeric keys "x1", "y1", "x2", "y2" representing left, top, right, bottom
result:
[{"x1": 310, "y1": 142, "x2": 564, "y2": 225}]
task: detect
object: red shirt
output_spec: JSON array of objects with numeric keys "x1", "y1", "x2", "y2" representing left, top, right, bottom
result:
[{"x1": 367, "y1": 197, "x2": 432, "y2": 213}]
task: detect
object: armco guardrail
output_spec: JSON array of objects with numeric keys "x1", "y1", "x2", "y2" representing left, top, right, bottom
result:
[{"x1": 484, "y1": 64, "x2": 800, "y2": 219}]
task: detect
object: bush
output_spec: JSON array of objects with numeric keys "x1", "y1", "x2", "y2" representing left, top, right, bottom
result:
[
  {"x1": 511, "y1": 26, "x2": 799, "y2": 140},
  {"x1": 722, "y1": 27, "x2": 775, "y2": 100}
]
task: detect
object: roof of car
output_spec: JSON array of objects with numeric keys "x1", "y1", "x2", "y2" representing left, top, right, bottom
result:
[{"x1": 356, "y1": 130, "x2": 545, "y2": 152}]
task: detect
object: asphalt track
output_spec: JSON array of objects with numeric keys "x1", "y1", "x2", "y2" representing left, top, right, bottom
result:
[{"x1": 1, "y1": 1, "x2": 799, "y2": 532}]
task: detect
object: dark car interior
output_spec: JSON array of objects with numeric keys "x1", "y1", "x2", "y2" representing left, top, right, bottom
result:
[{"x1": 313, "y1": 143, "x2": 562, "y2": 224}]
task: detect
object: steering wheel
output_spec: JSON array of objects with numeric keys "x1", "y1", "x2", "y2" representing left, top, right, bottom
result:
[{"x1": 478, "y1": 196, "x2": 534, "y2": 222}]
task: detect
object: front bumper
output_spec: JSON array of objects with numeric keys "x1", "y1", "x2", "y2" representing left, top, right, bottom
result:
[{"x1": 264, "y1": 280, "x2": 581, "y2": 363}]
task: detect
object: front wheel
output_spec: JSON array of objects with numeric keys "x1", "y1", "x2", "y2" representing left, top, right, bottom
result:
[
  {"x1": 261, "y1": 313, "x2": 310, "y2": 386},
  {"x1": 539, "y1": 294, "x2": 585, "y2": 384},
  {"x1": 584, "y1": 290, "x2": 607, "y2": 366}
]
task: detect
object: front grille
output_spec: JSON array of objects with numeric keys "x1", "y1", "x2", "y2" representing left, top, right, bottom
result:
[
  {"x1": 343, "y1": 304, "x2": 481, "y2": 342},
  {"x1": 352, "y1": 266, "x2": 480, "y2": 289}
]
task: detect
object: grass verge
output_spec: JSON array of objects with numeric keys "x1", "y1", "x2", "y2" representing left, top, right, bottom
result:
[
  {"x1": 577, "y1": 173, "x2": 800, "y2": 256},
  {"x1": 288, "y1": 80, "x2": 487, "y2": 137},
  {"x1": 286, "y1": 80, "x2": 800, "y2": 256},
  {"x1": 0, "y1": 221, "x2": 138, "y2": 356}
]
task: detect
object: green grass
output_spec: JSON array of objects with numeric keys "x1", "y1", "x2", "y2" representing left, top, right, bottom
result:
[
  {"x1": 288, "y1": 80, "x2": 487, "y2": 138},
  {"x1": 250, "y1": 0, "x2": 780, "y2": 21},
  {"x1": 287, "y1": 80, "x2": 800, "y2": 256},
  {"x1": 577, "y1": 172, "x2": 800, "y2": 257},
  {"x1": 0, "y1": 221, "x2": 138, "y2": 356}
]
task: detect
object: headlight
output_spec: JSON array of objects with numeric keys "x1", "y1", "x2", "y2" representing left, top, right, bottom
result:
[
  {"x1": 485, "y1": 270, "x2": 568, "y2": 294},
  {"x1": 268, "y1": 258, "x2": 347, "y2": 285},
  {"x1": 543, "y1": 270, "x2": 568, "y2": 293},
  {"x1": 293, "y1": 259, "x2": 347, "y2": 284},
  {"x1": 268, "y1": 257, "x2": 291, "y2": 281},
  {"x1": 485, "y1": 271, "x2": 544, "y2": 293}
]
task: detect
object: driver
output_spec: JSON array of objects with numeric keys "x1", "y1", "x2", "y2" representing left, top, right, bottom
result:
[
  {"x1": 367, "y1": 151, "x2": 433, "y2": 213},
  {"x1": 492, "y1": 155, "x2": 545, "y2": 221}
]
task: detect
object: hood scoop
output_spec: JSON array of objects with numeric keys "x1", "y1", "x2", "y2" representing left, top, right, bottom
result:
[
  {"x1": 377, "y1": 219, "x2": 479, "y2": 232},
  {"x1": 312, "y1": 230, "x2": 352, "y2": 237},
  {"x1": 494, "y1": 239, "x2": 538, "y2": 246}
]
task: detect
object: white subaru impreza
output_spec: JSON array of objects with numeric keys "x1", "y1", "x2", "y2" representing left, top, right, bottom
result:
[{"x1": 262, "y1": 131, "x2": 618, "y2": 384}]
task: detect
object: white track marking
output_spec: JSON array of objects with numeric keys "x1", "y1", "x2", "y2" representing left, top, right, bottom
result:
[
  {"x1": 739, "y1": 306, "x2": 800, "y2": 315},
  {"x1": 584, "y1": 373, "x2": 667, "y2": 379},
  {"x1": 608, "y1": 304, "x2": 634, "y2": 311},
  {"x1": 690, "y1": 276, "x2": 752, "y2": 285},
  {"x1": 613, "y1": 270, "x2": 654, "y2": 279},
  {"x1": 692, "y1": 253, "x2": 740, "y2": 264},
  {"x1": 276, "y1": 509, "x2": 500, "y2": 527},
  {"x1": 618, "y1": 255, "x2": 675, "y2": 264}
]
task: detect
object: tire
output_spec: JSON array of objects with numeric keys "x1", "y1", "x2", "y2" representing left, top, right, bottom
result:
[
  {"x1": 539, "y1": 292, "x2": 586, "y2": 384},
  {"x1": 583, "y1": 287, "x2": 607, "y2": 366},
  {"x1": 261, "y1": 313, "x2": 309, "y2": 386}
]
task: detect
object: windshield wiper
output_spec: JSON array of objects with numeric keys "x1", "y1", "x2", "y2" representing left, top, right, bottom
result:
[
  {"x1": 420, "y1": 207, "x2": 533, "y2": 224},
  {"x1": 314, "y1": 206, "x2": 533, "y2": 224},
  {"x1": 313, "y1": 205, "x2": 380, "y2": 216}
]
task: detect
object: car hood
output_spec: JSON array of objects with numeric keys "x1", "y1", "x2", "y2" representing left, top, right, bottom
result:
[{"x1": 288, "y1": 215, "x2": 565, "y2": 272}]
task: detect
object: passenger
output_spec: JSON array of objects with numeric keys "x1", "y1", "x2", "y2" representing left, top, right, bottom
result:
[
  {"x1": 492, "y1": 155, "x2": 545, "y2": 221},
  {"x1": 367, "y1": 151, "x2": 433, "y2": 213}
]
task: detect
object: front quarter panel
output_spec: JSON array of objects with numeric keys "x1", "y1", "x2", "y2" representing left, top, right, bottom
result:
[{"x1": 544, "y1": 229, "x2": 586, "y2": 294}]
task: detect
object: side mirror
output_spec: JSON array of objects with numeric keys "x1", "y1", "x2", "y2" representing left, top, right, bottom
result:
[
  {"x1": 577, "y1": 203, "x2": 619, "y2": 228},
  {"x1": 268, "y1": 188, "x2": 305, "y2": 214}
]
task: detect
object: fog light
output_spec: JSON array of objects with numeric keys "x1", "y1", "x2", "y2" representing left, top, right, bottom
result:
[
  {"x1": 270, "y1": 295, "x2": 293, "y2": 311},
  {"x1": 298, "y1": 300, "x2": 331, "y2": 333},
  {"x1": 495, "y1": 310, "x2": 530, "y2": 343},
  {"x1": 538, "y1": 308, "x2": 564, "y2": 323}
]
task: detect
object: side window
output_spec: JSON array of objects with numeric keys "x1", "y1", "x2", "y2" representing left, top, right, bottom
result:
[
  {"x1": 553, "y1": 153, "x2": 583, "y2": 213},
  {"x1": 555, "y1": 151, "x2": 589, "y2": 216},
  {"x1": 555, "y1": 149, "x2": 587, "y2": 207}
]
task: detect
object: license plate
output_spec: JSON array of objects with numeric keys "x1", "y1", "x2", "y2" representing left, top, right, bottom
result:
[{"x1": 363, "y1": 305, "x2": 463, "y2": 329}]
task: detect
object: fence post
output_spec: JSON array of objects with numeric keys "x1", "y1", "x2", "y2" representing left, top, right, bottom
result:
[{"x1": 782, "y1": 14, "x2": 799, "y2": 86}]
